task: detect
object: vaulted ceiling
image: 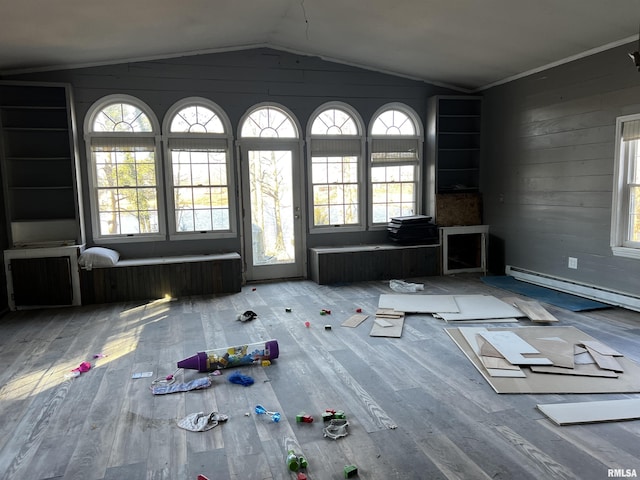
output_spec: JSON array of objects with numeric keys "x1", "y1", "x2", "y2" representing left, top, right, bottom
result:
[{"x1": 1, "y1": 0, "x2": 639, "y2": 91}]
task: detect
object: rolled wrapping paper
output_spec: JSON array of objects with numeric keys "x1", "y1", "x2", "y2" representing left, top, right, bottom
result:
[{"x1": 177, "y1": 339, "x2": 279, "y2": 372}]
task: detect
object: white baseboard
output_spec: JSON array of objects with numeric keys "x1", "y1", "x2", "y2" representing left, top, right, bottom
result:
[{"x1": 505, "y1": 265, "x2": 640, "y2": 312}]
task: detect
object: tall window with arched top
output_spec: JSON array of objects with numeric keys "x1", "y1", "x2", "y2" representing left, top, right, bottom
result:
[
  {"x1": 163, "y1": 98, "x2": 235, "y2": 238},
  {"x1": 369, "y1": 104, "x2": 423, "y2": 226},
  {"x1": 308, "y1": 103, "x2": 364, "y2": 231},
  {"x1": 84, "y1": 95, "x2": 163, "y2": 240}
]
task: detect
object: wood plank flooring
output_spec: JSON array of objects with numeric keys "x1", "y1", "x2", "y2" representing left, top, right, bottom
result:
[{"x1": 1, "y1": 274, "x2": 640, "y2": 480}]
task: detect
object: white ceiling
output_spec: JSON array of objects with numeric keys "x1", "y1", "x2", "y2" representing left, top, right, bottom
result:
[{"x1": 1, "y1": 0, "x2": 639, "y2": 91}]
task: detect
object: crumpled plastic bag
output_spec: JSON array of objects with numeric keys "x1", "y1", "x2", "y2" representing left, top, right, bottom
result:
[
  {"x1": 152, "y1": 377, "x2": 211, "y2": 395},
  {"x1": 177, "y1": 411, "x2": 228, "y2": 432},
  {"x1": 323, "y1": 418, "x2": 350, "y2": 439},
  {"x1": 389, "y1": 279, "x2": 424, "y2": 293}
]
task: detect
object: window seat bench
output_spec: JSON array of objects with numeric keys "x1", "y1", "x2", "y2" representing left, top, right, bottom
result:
[
  {"x1": 79, "y1": 252, "x2": 242, "y2": 304},
  {"x1": 308, "y1": 243, "x2": 440, "y2": 285}
]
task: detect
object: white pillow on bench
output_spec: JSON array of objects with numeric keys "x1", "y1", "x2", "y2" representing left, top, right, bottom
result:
[{"x1": 79, "y1": 247, "x2": 120, "y2": 270}]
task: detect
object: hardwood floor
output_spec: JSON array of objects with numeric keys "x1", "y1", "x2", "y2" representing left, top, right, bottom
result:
[{"x1": 1, "y1": 274, "x2": 639, "y2": 480}]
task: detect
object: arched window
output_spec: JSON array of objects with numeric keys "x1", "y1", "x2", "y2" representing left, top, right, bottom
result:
[
  {"x1": 369, "y1": 104, "x2": 423, "y2": 226},
  {"x1": 240, "y1": 106, "x2": 298, "y2": 138},
  {"x1": 307, "y1": 103, "x2": 365, "y2": 231},
  {"x1": 84, "y1": 95, "x2": 163, "y2": 241},
  {"x1": 163, "y1": 98, "x2": 235, "y2": 238}
]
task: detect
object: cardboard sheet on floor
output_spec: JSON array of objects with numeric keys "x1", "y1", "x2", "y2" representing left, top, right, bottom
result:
[
  {"x1": 370, "y1": 316, "x2": 404, "y2": 337},
  {"x1": 436, "y1": 295, "x2": 524, "y2": 321},
  {"x1": 537, "y1": 398, "x2": 640, "y2": 425},
  {"x1": 378, "y1": 294, "x2": 459, "y2": 313},
  {"x1": 446, "y1": 325, "x2": 640, "y2": 393}
]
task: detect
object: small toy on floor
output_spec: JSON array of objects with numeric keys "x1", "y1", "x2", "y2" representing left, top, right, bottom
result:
[{"x1": 237, "y1": 310, "x2": 258, "y2": 322}]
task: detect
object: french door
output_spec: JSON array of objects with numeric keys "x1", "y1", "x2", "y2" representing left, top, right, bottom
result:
[{"x1": 240, "y1": 145, "x2": 304, "y2": 281}]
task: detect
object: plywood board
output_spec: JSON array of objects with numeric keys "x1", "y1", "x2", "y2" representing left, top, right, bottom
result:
[
  {"x1": 518, "y1": 335, "x2": 574, "y2": 369},
  {"x1": 580, "y1": 341, "x2": 623, "y2": 357},
  {"x1": 478, "y1": 331, "x2": 552, "y2": 365},
  {"x1": 585, "y1": 346, "x2": 624, "y2": 372},
  {"x1": 341, "y1": 313, "x2": 369, "y2": 328},
  {"x1": 445, "y1": 326, "x2": 640, "y2": 394},
  {"x1": 435, "y1": 192, "x2": 482, "y2": 227},
  {"x1": 437, "y1": 295, "x2": 524, "y2": 321},
  {"x1": 378, "y1": 294, "x2": 459, "y2": 313},
  {"x1": 369, "y1": 316, "x2": 404, "y2": 337},
  {"x1": 503, "y1": 296, "x2": 559, "y2": 323},
  {"x1": 537, "y1": 398, "x2": 640, "y2": 425}
]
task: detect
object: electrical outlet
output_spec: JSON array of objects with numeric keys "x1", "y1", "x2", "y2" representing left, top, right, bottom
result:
[{"x1": 568, "y1": 257, "x2": 578, "y2": 269}]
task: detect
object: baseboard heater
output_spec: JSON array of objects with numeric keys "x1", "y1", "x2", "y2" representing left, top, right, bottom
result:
[{"x1": 505, "y1": 265, "x2": 640, "y2": 313}]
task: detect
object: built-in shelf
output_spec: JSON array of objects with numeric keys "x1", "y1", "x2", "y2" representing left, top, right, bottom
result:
[
  {"x1": 0, "y1": 81, "x2": 84, "y2": 248},
  {"x1": 427, "y1": 95, "x2": 482, "y2": 206}
]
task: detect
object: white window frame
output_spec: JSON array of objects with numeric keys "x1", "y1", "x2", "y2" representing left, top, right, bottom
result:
[
  {"x1": 162, "y1": 97, "x2": 237, "y2": 240},
  {"x1": 307, "y1": 102, "x2": 365, "y2": 233},
  {"x1": 611, "y1": 113, "x2": 640, "y2": 259},
  {"x1": 84, "y1": 94, "x2": 165, "y2": 243},
  {"x1": 368, "y1": 103, "x2": 424, "y2": 229}
]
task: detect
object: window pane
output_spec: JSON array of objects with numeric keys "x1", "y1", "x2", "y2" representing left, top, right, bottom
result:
[
  {"x1": 314, "y1": 205, "x2": 330, "y2": 225},
  {"x1": 312, "y1": 162, "x2": 328, "y2": 184},
  {"x1": 210, "y1": 164, "x2": 227, "y2": 185},
  {"x1": 175, "y1": 188, "x2": 194, "y2": 208},
  {"x1": 400, "y1": 165, "x2": 415, "y2": 181},
  {"x1": 212, "y1": 209, "x2": 230, "y2": 229},
  {"x1": 191, "y1": 164, "x2": 210, "y2": 185},
  {"x1": 173, "y1": 163, "x2": 192, "y2": 186},
  {"x1": 194, "y1": 209, "x2": 213, "y2": 230},
  {"x1": 372, "y1": 204, "x2": 388, "y2": 223},
  {"x1": 329, "y1": 204, "x2": 345, "y2": 224},
  {"x1": 176, "y1": 210, "x2": 195, "y2": 232},
  {"x1": 371, "y1": 166, "x2": 387, "y2": 183},
  {"x1": 327, "y1": 160, "x2": 344, "y2": 183}
]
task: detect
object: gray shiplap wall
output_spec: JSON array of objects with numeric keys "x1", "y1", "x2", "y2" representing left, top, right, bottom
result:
[
  {"x1": 482, "y1": 41, "x2": 640, "y2": 296},
  {"x1": 1, "y1": 48, "x2": 457, "y2": 262}
]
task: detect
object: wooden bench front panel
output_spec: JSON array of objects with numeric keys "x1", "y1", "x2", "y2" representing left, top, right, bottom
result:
[
  {"x1": 309, "y1": 244, "x2": 440, "y2": 285},
  {"x1": 80, "y1": 257, "x2": 242, "y2": 304}
]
